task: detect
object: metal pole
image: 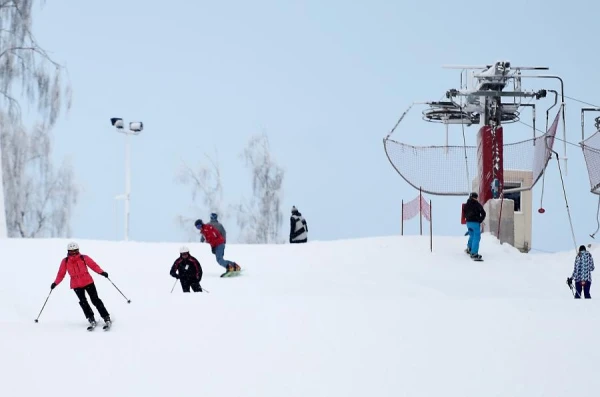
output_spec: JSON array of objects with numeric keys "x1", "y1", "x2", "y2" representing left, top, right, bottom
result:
[
  {"x1": 419, "y1": 187, "x2": 423, "y2": 236},
  {"x1": 401, "y1": 200, "x2": 404, "y2": 236},
  {"x1": 519, "y1": 75, "x2": 567, "y2": 174},
  {"x1": 429, "y1": 200, "x2": 432, "y2": 252},
  {"x1": 581, "y1": 108, "x2": 600, "y2": 141},
  {"x1": 125, "y1": 132, "x2": 131, "y2": 241},
  {"x1": 445, "y1": 122, "x2": 449, "y2": 154}
]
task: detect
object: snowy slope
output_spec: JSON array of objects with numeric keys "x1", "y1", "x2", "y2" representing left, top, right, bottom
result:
[{"x1": 1, "y1": 234, "x2": 598, "y2": 397}]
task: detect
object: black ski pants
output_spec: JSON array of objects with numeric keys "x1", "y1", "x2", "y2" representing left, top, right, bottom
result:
[
  {"x1": 575, "y1": 281, "x2": 592, "y2": 299},
  {"x1": 180, "y1": 277, "x2": 202, "y2": 293},
  {"x1": 74, "y1": 282, "x2": 110, "y2": 320}
]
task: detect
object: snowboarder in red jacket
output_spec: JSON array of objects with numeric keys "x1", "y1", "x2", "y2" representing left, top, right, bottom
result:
[
  {"x1": 51, "y1": 242, "x2": 111, "y2": 328},
  {"x1": 195, "y1": 219, "x2": 241, "y2": 275}
]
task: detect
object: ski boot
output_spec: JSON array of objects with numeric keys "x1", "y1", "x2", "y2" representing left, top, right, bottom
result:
[
  {"x1": 220, "y1": 264, "x2": 235, "y2": 278},
  {"x1": 87, "y1": 317, "x2": 97, "y2": 331}
]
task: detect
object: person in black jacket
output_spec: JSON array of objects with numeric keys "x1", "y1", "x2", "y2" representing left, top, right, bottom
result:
[
  {"x1": 290, "y1": 206, "x2": 308, "y2": 243},
  {"x1": 170, "y1": 246, "x2": 203, "y2": 292},
  {"x1": 463, "y1": 192, "x2": 486, "y2": 259}
]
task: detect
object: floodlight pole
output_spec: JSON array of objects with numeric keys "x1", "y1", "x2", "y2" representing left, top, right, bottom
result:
[
  {"x1": 111, "y1": 118, "x2": 143, "y2": 242},
  {"x1": 124, "y1": 130, "x2": 132, "y2": 241}
]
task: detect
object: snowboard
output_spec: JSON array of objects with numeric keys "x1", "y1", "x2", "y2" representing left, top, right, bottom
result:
[
  {"x1": 465, "y1": 249, "x2": 484, "y2": 261},
  {"x1": 220, "y1": 269, "x2": 243, "y2": 278}
]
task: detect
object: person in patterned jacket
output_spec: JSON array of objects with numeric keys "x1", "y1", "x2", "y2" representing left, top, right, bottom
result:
[{"x1": 568, "y1": 245, "x2": 595, "y2": 299}]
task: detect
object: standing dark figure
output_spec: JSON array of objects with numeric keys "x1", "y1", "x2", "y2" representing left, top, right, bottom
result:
[
  {"x1": 51, "y1": 242, "x2": 111, "y2": 328},
  {"x1": 463, "y1": 192, "x2": 486, "y2": 260},
  {"x1": 568, "y1": 245, "x2": 595, "y2": 299},
  {"x1": 290, "y1": 206, "x2": 308, "y2": 244},
  {"x1": 170, "y1": 246, "x2": 203, "y2": 292}
]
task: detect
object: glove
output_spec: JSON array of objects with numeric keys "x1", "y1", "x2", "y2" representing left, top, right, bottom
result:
[
  {"x1": 567, "y1": 277, "x2": 573, "y2": 287},
  {"x1": 50, "y1": 282, "x2": 56, "y2": 290},
  {"x1": 201, "y1": 236, "x2": 206, "y2": 243},
  {"x1": 211, "y1": 246, "x2": 216, "y2": 254},
  {"x1": 101, "y1": 272, "x2": 108, "y2": 278},
  {"x1": 172, "y1": 273, "x2": 179, "y2": 279}
]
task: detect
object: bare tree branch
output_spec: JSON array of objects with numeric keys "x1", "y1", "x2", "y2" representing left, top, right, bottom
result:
[
  {"x1": 0, "y1": 0, "x2": 71, "y2": 129},
  {"x1": 236, "y1": 132, "x2": 285, "y2": 244},
  {"x1": 0, "y1": 117, "x2": 80, "y2": 237},
  {"x1": 176, "y1": 148, "x2": 228, "y2": 240},
  {"x1": 0, "y1": 1, "x2": 75, "y2": 238}
]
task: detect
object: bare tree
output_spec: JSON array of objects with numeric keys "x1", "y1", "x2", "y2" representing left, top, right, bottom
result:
[
  {"x1": 235, "y1": 132, "x2": 284, "y2": 244},
  {"x1": 0, "y1": 1, "x2": 73, "y2": 237},
  {"x1": 0, "y1": 0, "x2": 72, "y2": 128},
  {"x1": 0, "y1": 118, "x2": 79, "y2": 237},
  {"x1": 175, "y1": 149, "x2": 228, "y2": 240}
]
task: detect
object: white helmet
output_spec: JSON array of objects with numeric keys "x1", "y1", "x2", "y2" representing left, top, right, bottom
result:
[
  {"x1": 179, "y1": 246, "x2": 189, "y2": 254},
  {"x1": 67, "y1": 241, "x2": 79, "y2": 251}
]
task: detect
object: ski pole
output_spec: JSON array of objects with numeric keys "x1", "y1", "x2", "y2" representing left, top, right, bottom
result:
[
  {"x1": 34, "y1": 289, "x2": 53, "y2": 323},
  {"x1": 170, "y1": 279, "x2": 177, "y2": 293},
  {"x1": 568, "y1": 283, "x2": 581, "y2": 298},
  {"x1": 571, "y1": 285, "x2": 581, "y2": 298},
  {"x1": 107, "y1": 277, "x2": 131, "y2": 303}
]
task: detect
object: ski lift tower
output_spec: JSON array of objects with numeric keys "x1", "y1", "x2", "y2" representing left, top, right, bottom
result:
[
  {"x1": 384, "y1": 60, "x2": 565, "y2": 251},
  {"x1": 438, "y1": 61, "x2": 549, "y2": 202},
  {"x1": 422, "y1": 61, "x2": 561, "y2": 251}
]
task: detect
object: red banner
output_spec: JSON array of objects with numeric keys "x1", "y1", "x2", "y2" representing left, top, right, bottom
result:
[{"x1": 402, "y1": 194, "x2": 431, "y2": 221}]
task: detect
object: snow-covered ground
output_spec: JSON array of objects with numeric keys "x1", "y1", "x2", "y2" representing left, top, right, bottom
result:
[{"x1": 1, "y1": 233, "x2": 598, "y2": 397}]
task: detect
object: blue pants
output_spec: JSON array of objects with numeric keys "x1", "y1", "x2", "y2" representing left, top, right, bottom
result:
[
  {"x1": 466, "y1": 221, "x2": 481, "y2": 255},
  {"x1": 214, "y1": 244, "x2": 233, "y2": 269}
]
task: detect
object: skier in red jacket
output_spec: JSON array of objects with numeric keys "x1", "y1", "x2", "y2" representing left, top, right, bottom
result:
[
  {"x1": 195, "y1": 219, "x2": 241, "y2": 276},
  {"x1": 51, "y1": 242, "x2": 111, "y2": 328}
]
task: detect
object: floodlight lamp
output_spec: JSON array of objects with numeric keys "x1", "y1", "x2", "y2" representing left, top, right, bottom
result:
[
  {"x1": 129, "y1": 122, "x2": 143, "y2": 132},
  {"x1": 111, "y1": 118, "x2": 124, "y2": 129}
]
